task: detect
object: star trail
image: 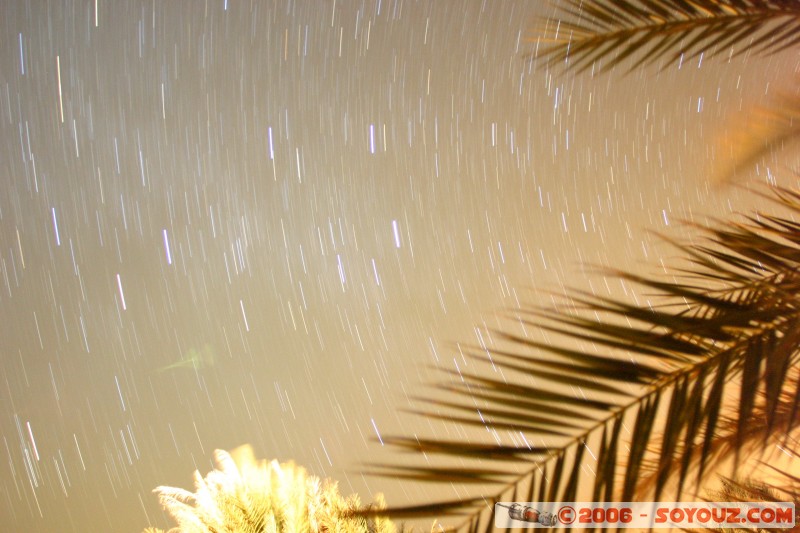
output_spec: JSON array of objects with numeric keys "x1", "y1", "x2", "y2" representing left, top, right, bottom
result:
[{"x1": 0, "y1": 1, "x2": 795, "y2": 531}]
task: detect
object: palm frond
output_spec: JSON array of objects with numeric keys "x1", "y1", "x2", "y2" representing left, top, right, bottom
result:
[
  {"x1": 636, "y1": 365, "x2": 800, "y2": 497},
  {"x1": 371, "y1": 186, "x2": 800, "y2": 531},
  {"x1": 532, "y1": 0, "x2": 800, "y2": 73}
]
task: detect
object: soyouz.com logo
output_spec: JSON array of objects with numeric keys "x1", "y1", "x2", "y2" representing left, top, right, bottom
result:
[{"x1": 494, "y1": 502, "x2": 795, "y2": 529}]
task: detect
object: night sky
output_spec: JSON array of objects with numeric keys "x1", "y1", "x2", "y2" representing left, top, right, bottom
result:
[{"x1": 0, "y1": 1, "x2": 795, "y2": 531}]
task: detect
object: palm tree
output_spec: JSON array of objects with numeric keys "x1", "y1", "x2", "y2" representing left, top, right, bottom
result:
[
  {"x1": 142, "y1": 445, "x2": 396, "y2": 533},
  {"x1": 366, "y1": 2, "x2": 800, "y2": 530}
]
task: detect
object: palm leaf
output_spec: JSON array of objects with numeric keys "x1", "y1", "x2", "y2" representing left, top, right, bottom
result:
[
  {"x1": 361, "y1": 465, "x2": 514, "y2": 485},
  {"x1": 636, "y1": 366, "x2": 800, "y2": 499},
  {"x1": 369, "y1": 186, "x2": 800, "y2": 531},
  {"x1": 532, "y1": 2, "x2": 800, "y2": 186},
  {"x1": 532, "y1": 0, "x2": 800, "y2": 73}
]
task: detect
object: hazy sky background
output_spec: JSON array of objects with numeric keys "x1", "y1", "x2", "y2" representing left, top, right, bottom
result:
[{"x1": 0, "y1": 1, "x2": 796, "y2": 531}]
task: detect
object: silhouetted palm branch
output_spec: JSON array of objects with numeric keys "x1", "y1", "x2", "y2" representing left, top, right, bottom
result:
[
  {"x1": 638, "y1": 366, "x2": 800, "y2": 496},
  {"x1": 369, "y1": 187, "x2": 800, "y2": 531},
  {"x1": 532, "y1": 1, "x2": 800, "y2": 185},
  {"x1": 532, "y1": 0, "x2": 800, "y2": 73}
]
